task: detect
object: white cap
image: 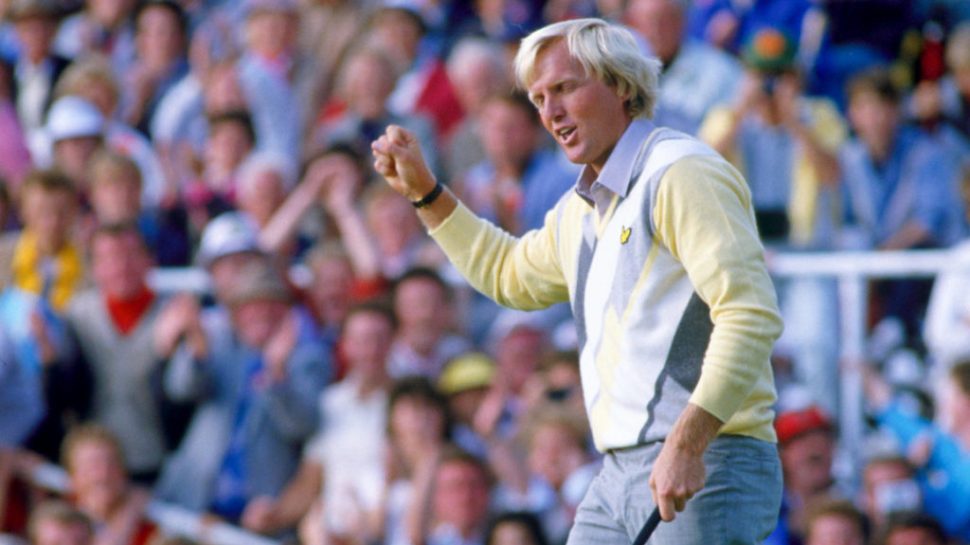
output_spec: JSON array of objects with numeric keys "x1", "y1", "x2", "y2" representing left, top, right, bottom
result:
[
  {"x1": 46, "y1": 96, "x2": 104, "y2": 142},
  {"x1": 196, "y1": 212, "x2": 262, "y2": 269}
]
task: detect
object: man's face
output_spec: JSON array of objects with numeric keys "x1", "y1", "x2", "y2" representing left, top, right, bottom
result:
[
  {"x1": 135, "y1": 5, "x2": 184, "y2": 69},
  {"x1": 91, "y1": 231, "x2": 151, "y2": 299},
  {"x1": 528, "y1": 423, "x2": 583, "y2": 489},
  {"x1": 779, "y1": 430, "x2": 834, "y2": 493},
  {"x1": 238, "y1": 170, "x2": 285, "y2": 225},
  {"x1": 90, "y1": 179, "x2": 141, "y2": 224},
  {"x1": 496, "y1": 328, "x2": 545, "y2": 394},
  {"x1": 68, "y1": 440, "x2": 127, "y2": 513},
  {"x1": 394, "y1": 277, "x2": 446, "y2": 330},
  {"x1": 21, "y1": 188, "x2": 75, "y2": 250},
  {"x1": 527, "y1": 40, "x2": 631, "y2": 174},
  {"x1": 54, "y1": 137, "x2": 102, "y2": 185},
  {"x1": 433, "y1": 460, "x2": 491, "y2": 533},
  {"x1": 341, "y1": 311, "x2": 394, "y2": 378},
  {"x1": 210, "y1": 252, "x2": 261, "y2": 303},
  {"x1": 479, "y1": 99, "x2": 540, "y2": 169},
  {"x1": 232, "y1": 298, "x2": 289, "y2": 348},
  {"x1": 625, "y1": 0, "x2": 684, "y2": 63},
  {"x1": 205, "y1": 123, "x2": 252, "y2": 174},
  {"x1": 14, "y1": 16, "x2": 57, "y2": 63},
  {"x1": 848, "y1": 92, "x2": 899, "y2": 147},
  {"x1": 807, "y1": 514, "x2": 864, "y2": 545},
  {"x1": 245, "y1": 10, "x2": 294, "y2": 58}
]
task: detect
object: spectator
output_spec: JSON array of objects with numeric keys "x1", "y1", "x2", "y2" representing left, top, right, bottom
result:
[
  {"x1": 700, "y1": 27, "x2": 845, "y2": 247},
  {"x1": 53, "y1": 0, "x2": 137, "y2": 74},
  {"x1": 236, "y1": 0, "x2": 301, "y2": 163},
  {"x1": 301, "y1": 243, "x2": 357, "y2": 346},
  {"x1": 840, "y1": 67, "x2": 964, "y2": 337},
  {"x1": 361, "y1": 184, "x2": 434, "y2": 279},
  {"x1": 456, "y1": 92, "x2": 577, "y2": 235},
  {"x1": 52, "y1": 57, "x2": 167, "y2": 209},
  {"x1": 407, "y1": 447, "x2": 493, "y2": 545},
  {"x1": 0, "y1": 170, "x2": 88, "y2": 461},
  {"x1": 625, "y1": 0, "x2": 742, "y2": 136},
  {"x1": 234, "y1": 152, "x2": 294, "y2": 233},
  {"x1": 0, "y1": 167, "x2": 81, "y2": 323},
  {"x1": 498, "y1": 403, "x2": 597, "y2": 543},
  {"x1": 840, "y1": 67, "x2": 962, "y2": 251},
  {"x1": 443, "y1": 37, "x2": 512, "y2": 182},
  {"x1": 860, "y1": 452, "x2": 920, "y2": 534},
  {"x1": 381, "y1": 377, "x2": 453, "y2": 545},
  {"x1": 304, "y1": 145, "x2": 382, "y2": 290},
  {"x1": 865, "y1": 359, "x2": 970, "y2": 541},
  {"x1": 7, "y1": 0, "x2": 70, "y2": 147},
  {"x1": 61, "y1": 425, "x2": 157, "y2": 545},
  {"x1": 295, "y1": 0, "x2": 371, "y2": 134},
  {"x1": 803, "y1": 498, "x2": 869, "y2": 545},
  {"x1": 483, "y1": 511, "x2": 549, "y2": 545},
  {"x1": 44, "y1": 96, "x2": 104, "y2": 193},
  {"x1": 121, "y1": 0, "x2": 189, "y2": 136},
  {"x1": 878, "y1": 512, "x2": 947, "y2": 545},
  {"x1": 910, "y1": 22, "x2": 970, "y2": 148},
  {"x1": 87, "y1": 151, "x2": 191, "y2": 267},
  {"x1": 439, "y1": 352, "x2": 496, "y2": 459},
  {"x1": 190, "y1": 210, "x2": 263, "y2": 304},
  {"x1": 185, "y1": 110, "x2": 255, "y2": 227},
  {"x1": 27, "y1": 501, "x2": 93, "y2": 545},
  {"x1": 388, "y1": 267, "x2": 470, "y2": 379},
  {"x1": 520, "y1": 350, "x2": 584, "y2": 415},
  {"x1": 154, "y1": 257, "x2": 330, "y2": 523},
  {"x1": 766, "y1": 405, "x2": 840, "y2": 545},
  {"x1": 368, "y1": 4, "x2": 463, "y2": 139},
  {"x1": 240, "y1": 302, "x2": 397, "y2": 538},
  {"x1": 63, "y1": 224, "x2": 171, "y2": 482},
  {"x1": 317, "y1": 45, "x2": 440, "y2": 177},
  {"x1": 485, "y1": 325, "x2": 551, "y2": 431}
]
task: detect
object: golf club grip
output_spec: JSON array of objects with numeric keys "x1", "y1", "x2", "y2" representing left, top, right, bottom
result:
[{"x1": 632, "y1": 507, "x2": 662, "y2": 545}]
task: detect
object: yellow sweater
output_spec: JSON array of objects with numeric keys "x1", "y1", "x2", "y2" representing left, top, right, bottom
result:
[{"x1": 431, "y1": 121, "x2": 783, "y2": 450}]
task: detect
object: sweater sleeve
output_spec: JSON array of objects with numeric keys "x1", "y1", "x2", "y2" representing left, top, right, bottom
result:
[
  {"x1": 428, "y1": 201, "x2": 569, "y2": 310},
  {"x1": 653, "y1": 155, "x2": 783, "y2": 423}
]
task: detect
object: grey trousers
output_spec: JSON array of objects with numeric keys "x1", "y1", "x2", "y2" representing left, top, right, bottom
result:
[{"x1": 567, "y1": 435, "x2": 782, "y2": 545}]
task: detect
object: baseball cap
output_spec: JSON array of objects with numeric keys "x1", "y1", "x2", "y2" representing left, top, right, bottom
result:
[
  {"x1": 742, "y1": 27, "x2": 797, "y2": 73},
  {"x1": 439, "y1": 353, "x2": 495, "y2": 395},
  {"x1": 196, "y1": 212, "x2": 261, "y2": 269},
  {"x1": 46, "y1": 96, "x2": 104, "y2": 142},
  {"x1": 775, "y1": 405, "x2": 833, "y2": 445}
]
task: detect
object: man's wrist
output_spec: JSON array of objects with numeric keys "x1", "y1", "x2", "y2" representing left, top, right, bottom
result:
[{"x1": 410, "y1": 182, "x2": 444, "y2": 208}]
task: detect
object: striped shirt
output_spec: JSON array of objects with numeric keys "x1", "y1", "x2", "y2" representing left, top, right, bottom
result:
[{"x1": 431, "y1": 119, "x2": 783, "y2": 451}]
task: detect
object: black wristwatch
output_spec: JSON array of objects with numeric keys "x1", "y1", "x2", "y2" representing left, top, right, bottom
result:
[{"x1": 411, "y1": 182, "x2": 444, "y2": 209}]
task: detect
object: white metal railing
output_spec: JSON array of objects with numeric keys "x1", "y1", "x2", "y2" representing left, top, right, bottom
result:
[
  {"x1": 770, "y1": 248, "x2": 955, "y2": 493},
  {"x1": 26, "y1": 464, "x2": 280, "y2": 545}
]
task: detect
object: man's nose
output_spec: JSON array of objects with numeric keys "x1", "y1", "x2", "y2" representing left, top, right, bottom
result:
[{"x1": 540, "y1": 98, "x2": 563, "y2": 124}]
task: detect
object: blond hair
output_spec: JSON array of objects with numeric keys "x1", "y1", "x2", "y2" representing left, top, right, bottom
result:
[{"x1": 513, "y1": 18, "x2": 661, "y2": 119}]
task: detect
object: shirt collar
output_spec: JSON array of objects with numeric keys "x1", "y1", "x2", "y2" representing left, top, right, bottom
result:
[{"x1": 576, "y1": 118, "x2": 655, "y2": 201}]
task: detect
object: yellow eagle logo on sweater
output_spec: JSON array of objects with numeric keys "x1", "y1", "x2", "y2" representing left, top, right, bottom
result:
[{"x1": 620, "y1": 226, "x2": 632, "y2": 244}]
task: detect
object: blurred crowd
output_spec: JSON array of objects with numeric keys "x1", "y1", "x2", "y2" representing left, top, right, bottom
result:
[{"x1": 0, "y1": 0, "x2": 969, "y2": 544}]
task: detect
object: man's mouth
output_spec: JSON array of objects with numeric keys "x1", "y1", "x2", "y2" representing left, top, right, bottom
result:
[{"x1": 556, "y1": 126, "x2": 576, "y2": 144}]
